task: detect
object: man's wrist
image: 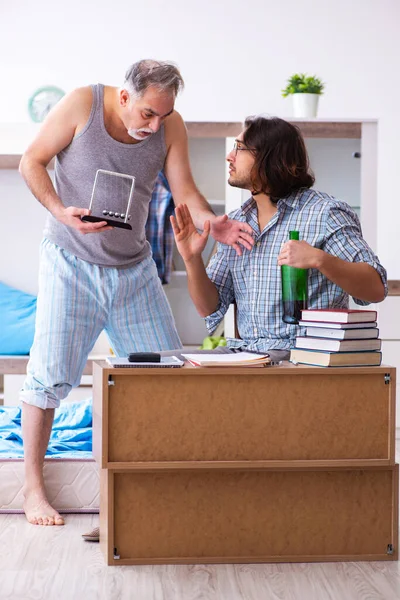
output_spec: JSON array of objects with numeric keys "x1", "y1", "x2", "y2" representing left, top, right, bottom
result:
[
  {"x1": 190, "y1": 210, "x2": 216, "y2": 232},
  {"x1": 184, "y1": 254, "x2": 204, "y2": 268},
  {"x1": 51, "y1": 203, "x2": 65, "y2": 221},
  {"x1": 314, "y1": 248, "x2": 330, "y2": 271},
  {"x1": 207, "y1": 213, "x2": 218, "y2": 228}
]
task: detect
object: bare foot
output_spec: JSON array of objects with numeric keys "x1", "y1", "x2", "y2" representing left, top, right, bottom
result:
[{"x1": 23, "y1": 489, "x2": 65, "y2": 526}]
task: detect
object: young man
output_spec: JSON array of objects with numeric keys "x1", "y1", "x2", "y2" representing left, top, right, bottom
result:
[
  {"x1": 19, "y1": 60, "x2": 255, "y2": 527},
  {"x1": 171, "y1": 115, "x2": 387, "y2": 353}
]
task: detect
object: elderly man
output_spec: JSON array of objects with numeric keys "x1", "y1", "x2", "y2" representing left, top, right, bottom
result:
[{"x1": 19, "y1": 59, "x2": 254, "y2": 527}]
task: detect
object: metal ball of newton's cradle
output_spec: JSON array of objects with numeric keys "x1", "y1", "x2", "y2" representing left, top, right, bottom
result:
[{"x1": 102, "y1": 209, "x2": 129, "y2": 220}]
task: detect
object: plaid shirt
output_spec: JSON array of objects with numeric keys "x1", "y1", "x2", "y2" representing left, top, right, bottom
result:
[
  {"x1": 145, "y1": 171, "x2": 175, "y2": 284},
  {"x1": 205, "y1": 188, "x2": 388, "y2": 351}
]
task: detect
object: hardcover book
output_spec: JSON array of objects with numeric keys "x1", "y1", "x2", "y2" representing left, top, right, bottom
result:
[
  {"x1": 295, "y1": 337, "x2": 382, "y2": 352},
  {"x1": 300, "y1": 309, "x2": 377, "y2": 324},
  {"x1": 290, "y1": 349, "x2": 382, "y2": 367}
]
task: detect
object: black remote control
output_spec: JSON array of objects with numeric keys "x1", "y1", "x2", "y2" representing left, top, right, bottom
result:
[{"x1": 128, "y1": 352, "x2": 161, "y2": 363}]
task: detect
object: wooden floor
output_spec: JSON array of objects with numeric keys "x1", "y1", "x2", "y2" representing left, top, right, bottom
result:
[
  {"x1": 2, "y1": 449, "x2": 400, "y2": 600},
  {"x1": 0, "y1": 510, "x2": 400, "y2": 600},
  {"x1": 2, "y1": 514, "x2": 400, "y2": 599}
]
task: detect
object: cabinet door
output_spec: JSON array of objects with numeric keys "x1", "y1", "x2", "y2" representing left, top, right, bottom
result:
[
  {"x1": 306, "y1": 138, "x2": 361, "y2": 218},
  {"x1": 103, "y1": 467, "x2": 398, "y2": 565}
]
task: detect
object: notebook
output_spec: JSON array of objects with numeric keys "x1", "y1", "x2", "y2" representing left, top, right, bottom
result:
[
  {"x1": 182, "y1": 352, "x2": 271, "y2": 367},
  {"x1": 106, "y1": 356, "x2": 184, "y2": 368}
]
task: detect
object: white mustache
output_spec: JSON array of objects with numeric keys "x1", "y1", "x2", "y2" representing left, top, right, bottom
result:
[{"x1": 127, "y1": 127, "x2": 153, "y2": 140}]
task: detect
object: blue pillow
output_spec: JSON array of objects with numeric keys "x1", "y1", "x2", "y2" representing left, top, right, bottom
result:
[{"x1": 0, "y1": 282, "x2": 37, "y2": 355}]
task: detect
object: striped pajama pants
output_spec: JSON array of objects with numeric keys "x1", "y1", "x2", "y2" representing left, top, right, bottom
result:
[{"x1": 20, "y1": 239, "x2": 182, "y2": 409}]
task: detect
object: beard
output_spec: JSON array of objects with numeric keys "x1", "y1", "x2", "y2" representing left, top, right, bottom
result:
[
  {"x1": 127, "y1": 128, "x2": 153, "y2": 141},
  {"x1": 228, "y1": 174, "x2": 252, "y2": 190}
]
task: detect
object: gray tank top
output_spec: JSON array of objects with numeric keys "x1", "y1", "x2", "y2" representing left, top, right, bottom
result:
[{"x1": 44, "y1": 84, "x2": 167, "y2": 268}]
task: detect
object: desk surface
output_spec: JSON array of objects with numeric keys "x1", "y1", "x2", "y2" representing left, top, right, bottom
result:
[
  {"x1": 95, "y1": 360, "x2": 395, "y2": 378},
  {"x1": 1, "y1": 357, "x2": 395, "y2": 378}
]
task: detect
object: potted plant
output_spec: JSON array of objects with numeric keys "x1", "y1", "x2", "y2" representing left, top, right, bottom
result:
[{"x1": 282, "y1": 74, "x2": 325, "y2": 118}]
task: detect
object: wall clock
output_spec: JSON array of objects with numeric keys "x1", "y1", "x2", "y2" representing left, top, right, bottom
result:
[{"x1": 28, "y1": 86, "x2": 65, "y2": 122}]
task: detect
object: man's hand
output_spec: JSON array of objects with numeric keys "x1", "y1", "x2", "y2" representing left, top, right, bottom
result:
[
  {"x1": 210, "y1": 215, "x2": 255, "y2": 256},
  {"x1": 170, "y1": 204, "x2": 210, "y2": 263},
  {"x1": 278, "y1": 240, "x2": 324, "y2": 269},
  {"x1": 54, "y1": 206, "x2": 113, "y2": 234}
]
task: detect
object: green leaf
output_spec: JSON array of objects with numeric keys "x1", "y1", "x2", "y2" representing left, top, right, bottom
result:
[{"x1": 282, "y1": 73, "x2": 325, "y2": 97}]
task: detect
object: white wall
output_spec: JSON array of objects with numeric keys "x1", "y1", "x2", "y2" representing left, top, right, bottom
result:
[
  {"x1": 0, "y1": 171, "x2": 45, "y2": 294},
  {"x1": 0, "y1": 0, "x2": 399, "y2": 281}
]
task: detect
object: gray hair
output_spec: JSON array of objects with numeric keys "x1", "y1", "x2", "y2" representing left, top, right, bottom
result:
[{"x1": 124, "y1": 60, "x2": 184, "y2": 98}]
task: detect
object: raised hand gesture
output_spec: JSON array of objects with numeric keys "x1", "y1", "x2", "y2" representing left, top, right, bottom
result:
[{"x1": 170, "y1": 204, "x2": 210, "y2": 263}]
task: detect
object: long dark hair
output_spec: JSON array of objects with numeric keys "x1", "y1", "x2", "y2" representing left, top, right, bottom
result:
[{"x1": 243, "y1": 116, "x2": 315, "y2": 202}]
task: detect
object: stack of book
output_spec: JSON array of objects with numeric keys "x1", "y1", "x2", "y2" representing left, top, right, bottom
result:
[{"x1": 290, "y1": 308, "x2": 382, "y2": 367}]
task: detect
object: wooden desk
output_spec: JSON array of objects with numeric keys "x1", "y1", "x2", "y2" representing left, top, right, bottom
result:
[{"x1": 93, "y1": 361, "x2": 398, "y2": 565}]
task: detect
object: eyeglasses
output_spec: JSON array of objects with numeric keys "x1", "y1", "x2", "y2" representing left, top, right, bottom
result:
[{"x1": 232, "y1": 141, "x2": 254, "y2": 156}]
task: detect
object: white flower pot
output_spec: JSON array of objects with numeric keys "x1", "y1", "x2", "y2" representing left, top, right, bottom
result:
[{"x1": 292, "y1": 93, "x2": 320, "y2": 118}]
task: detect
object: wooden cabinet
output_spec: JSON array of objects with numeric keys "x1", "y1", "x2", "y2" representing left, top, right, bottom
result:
[
  {"x1": 93, "y1": 365, "x2": 395, "y2": 467},
  {"x1": 376, "y1": 296, "x2": 400, "y2": 429},
  {"x1": 93, "y1": 361, "x2": 398, "y2": 565},
  {"x1": 100, "y1": 467, "x2": 398, "y2": 565}
]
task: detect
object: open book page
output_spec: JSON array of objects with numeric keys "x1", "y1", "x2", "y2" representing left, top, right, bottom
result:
[{"x1": 182, "y1": 352, "x2": 271, "y2": 367}]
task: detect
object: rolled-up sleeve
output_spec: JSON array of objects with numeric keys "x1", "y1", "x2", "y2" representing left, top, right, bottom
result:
[
  {"x1": 324, "y1": 202, "x2": 388, "y2": 305},
  {"x1": 204, "y1": 245, "x2": 235, "y2": 334}
]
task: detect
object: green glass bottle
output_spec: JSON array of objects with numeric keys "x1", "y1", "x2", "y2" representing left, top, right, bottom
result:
[{"x1": 281, "y1": 230, "x2": 308, "y2": 324}]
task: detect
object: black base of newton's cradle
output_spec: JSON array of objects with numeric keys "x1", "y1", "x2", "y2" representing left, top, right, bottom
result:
[{"x1": 81, "y1": 215, "x2": 132, "y2": 230}]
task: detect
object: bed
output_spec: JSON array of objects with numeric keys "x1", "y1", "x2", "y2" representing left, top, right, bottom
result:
[
  {"x1": 0, "y1": 457, "x2": 99, "y2": 513},
  {"x1": 0, "y1": 357, "x2": 99, "y2": 514}
]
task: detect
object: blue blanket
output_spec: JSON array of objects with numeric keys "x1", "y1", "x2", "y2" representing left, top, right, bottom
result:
[{"x1": 0, "y1": 398, "x2": 92, "y2": 458}]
